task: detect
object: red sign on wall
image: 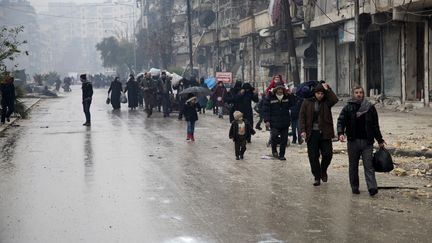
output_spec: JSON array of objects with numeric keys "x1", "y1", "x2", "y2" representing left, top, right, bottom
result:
[{"x1": 216, "y1": 72, "x2": 233, "y2": 84}]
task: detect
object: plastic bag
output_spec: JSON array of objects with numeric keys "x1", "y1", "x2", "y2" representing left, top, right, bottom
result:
[
  {"x1": 206, "y1": 99, "x2": 214, "y2": 110},
  {"x1": 373, "y1": 148, "x2": 394, "y2": 172},
  {"x1": 120, "y1": 93, "x2": 127, "y2": 103}
]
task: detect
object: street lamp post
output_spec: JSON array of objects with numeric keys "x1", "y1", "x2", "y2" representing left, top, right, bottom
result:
[{"x1": 114, "y1": 2, "x2": 137, "y2": 73}]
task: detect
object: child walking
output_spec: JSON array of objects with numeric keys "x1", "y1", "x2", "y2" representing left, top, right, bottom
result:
[
  {"x1": 183, "y1": 94, "x2": 198, "y2": 141},
  {"x1": 229, "y1": 111, "x2": 255, "y2": 160}
]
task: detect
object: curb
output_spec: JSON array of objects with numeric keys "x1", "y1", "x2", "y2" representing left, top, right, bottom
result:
[{"x1": 0, "y1": 98, "x2": 41, "y2": 133}]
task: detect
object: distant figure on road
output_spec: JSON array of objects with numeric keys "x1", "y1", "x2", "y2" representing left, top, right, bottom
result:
[
  {"x1": 81, "y1": 74, "x2": 93, "y2": 126},
  {"x1": 229, "y1": 111, "x2": 255, "y2": 160},
  {"x1": 263, "y1": 85, "x2": 295, "y2": 161},
  {"x1": 299, "y1": 81, "x2": 338, "y2": 186},
  {"x1": 211, "y1": 81, "x2": 227, "y2": 119},
  {"x1": 158, "y1": 71, "x2": 173, "y2": 117},
  {"x1": 224, "y1": 80, "x2": 242, "y2": 122},
  {"x1": 265, "y1": 74, "x2": 285, "y2": 95},
  {"x1": 0, "y1": 75, "x2": 15, "y2": 124},
  {"x1": 124, "y1": 74, "x2": 139, "y2": 110},
  {"x1": 183, "y1": 94, "x2": 198, "y2": 141},
  {"x1": 289, "y1": 89, "x2": 304, "y2": 145},
  {"x1": 108, "y1": 77, "x2": 122, "y2": 110},
  {"x1": 141, "y1": 73, "x2": 158, "y2": 117},
  {"x1": 337, "y1": 85, "x2": 385, "y2": 196}
]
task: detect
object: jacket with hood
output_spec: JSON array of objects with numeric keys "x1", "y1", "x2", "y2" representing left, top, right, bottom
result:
[
  {"x1": 299, "y1": 86, "x2": 338, "y2": 141},
  {"x1": 337, "y1": 98, "x2": 384, "y2": 145},
  {"x1": 262, "y1": 88, "x2": 295, "y2": 129},
  {"x1": 265, "y1": 75, "x2": 286, "y2": 95}
]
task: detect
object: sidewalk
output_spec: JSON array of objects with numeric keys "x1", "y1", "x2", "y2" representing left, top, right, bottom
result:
[
  {"x1": 330, "y1": 103, "x2": 432, "y2": 180},
  {"x1": 0, "y1": 97, "x2": 40, "y2": 133}
]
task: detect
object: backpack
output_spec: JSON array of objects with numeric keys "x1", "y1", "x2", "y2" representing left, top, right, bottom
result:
[{"x1": 296, "y1": 80, "x2": 320, "y2": 99}]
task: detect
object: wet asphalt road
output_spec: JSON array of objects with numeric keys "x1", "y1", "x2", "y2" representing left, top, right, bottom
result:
[{"x1": 0, "y1": 86, "x2": 431, "y2": 243}]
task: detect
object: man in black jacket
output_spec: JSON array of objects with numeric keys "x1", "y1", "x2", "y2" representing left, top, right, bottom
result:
[
  {"x1": 81, "y1": 74, "x2": 93, "y2": 126},
  {"x1": 337, "y1": 86, "x2": 385, "y2": 196},
  {"x1": 263, "y1": 85, "x2": 295, "y2": 160}
]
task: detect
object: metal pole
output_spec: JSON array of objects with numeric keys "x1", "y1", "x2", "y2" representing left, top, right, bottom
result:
[
  {"x1": 133, "y1": 5, "x2": 137, "y2": 73},
  {"x1": 186, "y1": 0, "x2": 194, "y2": 76},
  {"x1": 282, "y1": 0, "x2": 300, "y2": 85},
  {"x1": 354, "y1": 0, "x2": 360, "y2": 86},
  {"x1": 215, "y1": 0, "x2": 220, "y2": 74}
]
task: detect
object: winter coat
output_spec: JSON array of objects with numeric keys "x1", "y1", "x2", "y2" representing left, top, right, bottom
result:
[
  {"x1": 212, "y1": 85, "x2": 227, "y2": 107},
  {"x1": 124, "y1": 78, "x2": 139, "y2": 108},
  {"x1": 81, "y1": 82, "x2": 93, "y2": 102},
  {"x1": 158, "y1": 78, "x2": 173, "y2": 94},
  {"x1": 108, "y1": 80, "x2": 122, "y2": 109},
  {"x1": 229, "y1": 119, "x2": 255, "y2": 142},
  {"x1": 299, "y1": 88, "x2": 338, "y2": 141},
  {"x1": 236, "y1": 84, "x2": 259, "y2": 125},
  {"x1": 337, "y1": 100, "x2": 384, "y2": 145},
  {"x1": 289, "y1": 95, "x2": 303, "y2": 120},
  {"x1": 265, "y1": 75, "x2": 286, "y2": 95},
  {"x1": 183, "y1": 100, "x2": 198, "y2": 122},
  {"x1": 263, "y1": 92, "x2": 295, "y2": 129},
  {"x1": 0, "y1": 82, "x2": 15, "y2": 106}
]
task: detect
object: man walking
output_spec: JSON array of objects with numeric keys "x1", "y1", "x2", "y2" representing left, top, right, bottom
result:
[
  {"x1": 81, "y1": 74, "x2": 93, "y2": 126},
  {"x1": 299, "y1": 81, "x2": 338, "y2": 186},
  {"x1": 158, "y1": 71, "x2": 173, "y2": 117},
  {"x1": 263, "y1": 85, "x2": 295, "y2": 160},
  {"x1": 337, "y1": 86, "x2": 385, "y2": 196}
]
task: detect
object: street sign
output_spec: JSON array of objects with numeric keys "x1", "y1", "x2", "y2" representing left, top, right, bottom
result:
[{"x1": 216, "y1": 72, "x2": 232, "y2": 84}]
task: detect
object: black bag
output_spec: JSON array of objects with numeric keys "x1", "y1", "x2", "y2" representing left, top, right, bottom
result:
[
  {"x1": 373, "y1": 148, "x2": 394, "y2": 172},
  {"x1": 106, "y1": 97, "x2": 111, "y2": 105}
]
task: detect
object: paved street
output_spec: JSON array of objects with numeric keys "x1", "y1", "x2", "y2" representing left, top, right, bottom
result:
[{"x1": 0, "y1": 86, "x2": 431, "y2": 243}]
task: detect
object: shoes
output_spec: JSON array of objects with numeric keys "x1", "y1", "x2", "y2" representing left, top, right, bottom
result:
[
  {"x1": 82, "y1": 122, "x2": 91, "y2": 126},
  {"x1": 186, "y1": 133, "x2": 191, "y2": 141},
  {"x1": 255, "y1": 126, "x2": 262, "y2": 130},
  {"x1": 352, "y1": 189, "x2": 360, "y2": 194},
  {"x1": 239, "y1": 155, "x2": 244, "y2": 160},
  {"x1": 313, "y1": 179, "x2": 321, "y2": 186},
  {"x1": 279, "y1": 156, "x2": 286, "y2": 161},
  {"x1": 292, "y1": 140, "x2": 297, "y2": 144},
  {"x1": 321, "y1": 171, "x2": 328, "y2": 182},
  {"x1": 218, "y1": 115, "x2": 223, "y2": 119},
  {"x1": 272, "y1": 152, "x2": 278, "y2": 158},
  {"x1": 368, "y1": 188, "x2": 378, "y2": 196},
  {"x1": 236, "y1": 156, "x2": 240, "y2": 160},
  {"x1": 298, "y1": 138, "x2": 304, "y2": 145},
  {"x1": 6, "y1": 118, "x2": 10, "y2": 122},
  {"x1": 190, "y1": 134, "x2": 195, "y2": 141},
  {"x1": 266, "y1": 141, "x2": 271, "y2": 148}
]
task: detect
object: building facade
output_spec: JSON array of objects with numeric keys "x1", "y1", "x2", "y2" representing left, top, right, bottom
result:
[{"x1": 306, "y1": 0, "x2": 432, "y2": 106}]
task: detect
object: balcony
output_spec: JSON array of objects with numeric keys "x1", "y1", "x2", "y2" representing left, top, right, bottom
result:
[
  {"x1": 219, "y1": 27, "x2": 240, "y2": 41},
  {"x1": 239, "y1": 10, "x2": 272, "y2": 37},
  {"x1": 192, "y1": 0, "x2": 212, "y2": 11}
]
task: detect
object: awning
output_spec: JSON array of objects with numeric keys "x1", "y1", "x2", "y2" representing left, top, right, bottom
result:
[{"x1": 295, "y1": 41, "x2": 314, "y2": 58}]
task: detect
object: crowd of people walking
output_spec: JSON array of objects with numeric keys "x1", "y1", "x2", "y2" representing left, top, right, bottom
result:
[{"x1": 78, "y1": 71, "x2": 386, "y2": 197}]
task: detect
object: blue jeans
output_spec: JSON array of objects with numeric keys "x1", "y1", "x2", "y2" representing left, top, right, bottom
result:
[
  {"x1": 82, "y1": 100, "x2": 91, "y2": 123},
  {"x1": 187, "y1": 121, "x2": 195, "y2": 134}
]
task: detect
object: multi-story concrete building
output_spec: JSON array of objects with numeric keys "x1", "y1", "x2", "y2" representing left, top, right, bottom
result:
[{"x1": 305, "y1": 0, "x2": 432, "y2": 106}]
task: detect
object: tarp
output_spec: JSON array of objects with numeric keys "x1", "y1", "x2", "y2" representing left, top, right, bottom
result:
[{"x1": 204, "y1": 77, "x2": 216, "y2": 89}]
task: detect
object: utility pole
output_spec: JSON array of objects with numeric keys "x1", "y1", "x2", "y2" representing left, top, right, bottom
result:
[
  {"x1": 354, "y1": 0, "x2": 361, "y2": 86},
  {"x1": 215, "y1": 0, "x2": 220, "y2": 74},
  {"x1": 186, "y1": 0, "x2": 194, "y2": 76},
  {"x1": 281, "y1": 0, "x2": 300, "y2": 85}
]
